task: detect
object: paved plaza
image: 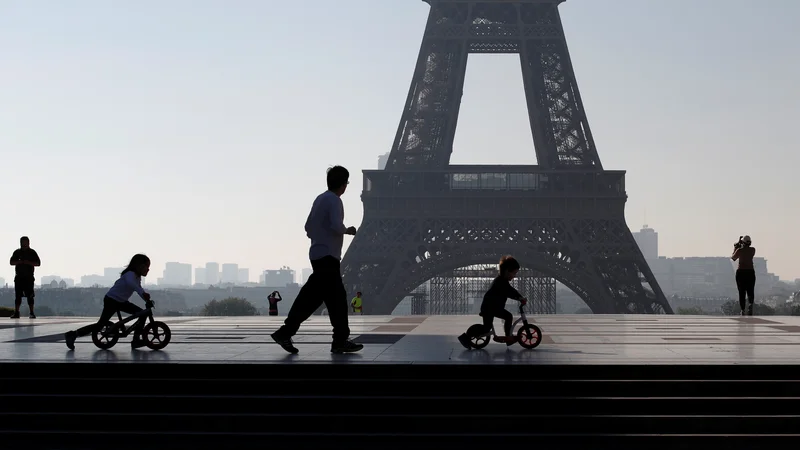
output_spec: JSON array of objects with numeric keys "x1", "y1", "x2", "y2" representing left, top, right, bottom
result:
[{"x1": 1, "y1": 314, "x2": 799, "y2": 365}]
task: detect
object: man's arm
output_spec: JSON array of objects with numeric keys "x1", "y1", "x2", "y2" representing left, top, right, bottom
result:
[
  {"x1": 31, "y1": 250, "x2": 41, "y2": 267},
  {"x1": 732, "y1": 248, "x2": 741, "y2": 261},
  {"x1": 9, "y1": 250, "x2": 20, "y2": 266}
]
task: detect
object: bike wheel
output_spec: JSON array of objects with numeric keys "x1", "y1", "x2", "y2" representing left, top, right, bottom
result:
[
  {"x1": 516, "y1": 324, "x2": 542, "y2": 349},
  {"x1": 142, "y1": 321, "x2": 171, "y2": 350},
  {"x1": 92, "y1": 321, "x2": 120, "y2": 350},
  {"x1": 466, "y1": 324, "x2": 490, "y2": 349}
]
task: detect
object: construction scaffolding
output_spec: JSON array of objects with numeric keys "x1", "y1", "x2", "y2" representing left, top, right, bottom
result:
[{"x1": 410, "y1": 265, "x2": 557, "y2": 315}]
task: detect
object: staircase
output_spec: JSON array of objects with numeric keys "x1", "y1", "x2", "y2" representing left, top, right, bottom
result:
[{"x1": 1, "y1": 363, "x2": 799, "y2": 449}]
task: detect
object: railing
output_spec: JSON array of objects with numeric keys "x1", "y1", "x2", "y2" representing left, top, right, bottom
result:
[{"x1": 362, "y1": 167, "x2": 625, "y2": 197}]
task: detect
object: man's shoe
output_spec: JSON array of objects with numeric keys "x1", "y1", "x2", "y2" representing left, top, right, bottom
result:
[
  {"x1": 271, "y1": 332, "x2": 299, "y2": 354},
  {"x1": 65, "y1": 331, "x2": 76, "y2": 350},
  {"x1": 29, "y1": 313, "x2": 36, "y2": 319},
  {"x1": 131, "y1": 338, "x2": 147, "y2": 349},
  {"x1": 9, "y1": 312, "x2": 19, "y2": 319},
  {"x1": 331, "y1": 339, "x2": 364, "y2": 354}
]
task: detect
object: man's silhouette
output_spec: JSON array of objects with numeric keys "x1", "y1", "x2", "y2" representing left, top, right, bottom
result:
[
  {"x1": 270, "y1": 166, "x2": 363, "y2": 354},
  {"x1": 9, "y1": 236, "x2": 41, "y2": 319}
]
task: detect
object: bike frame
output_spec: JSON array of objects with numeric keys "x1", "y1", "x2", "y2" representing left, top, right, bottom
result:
[
  {"x1": 104, "y1": 306, "x2": 154, "y2": 338},
  {"x1": 480, "y1": 304, "x2": 531, "y2": 338}
]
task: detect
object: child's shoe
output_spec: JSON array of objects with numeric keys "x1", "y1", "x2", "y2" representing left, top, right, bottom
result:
[{"x1": 458, "y1": 333, "x2": 472, "y2": 350}]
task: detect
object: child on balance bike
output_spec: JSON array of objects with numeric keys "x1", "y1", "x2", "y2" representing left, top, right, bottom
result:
[{"x1": 458, "y1": 255, "x2": 527, "y2": 349}]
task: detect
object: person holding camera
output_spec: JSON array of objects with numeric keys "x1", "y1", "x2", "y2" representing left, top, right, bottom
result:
[{"x1": 732, "y1": 235, "x2": 756, "y2": 316}]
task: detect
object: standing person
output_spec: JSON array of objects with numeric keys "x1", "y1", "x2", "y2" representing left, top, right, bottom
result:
[
  {"x1": 8, "y1": 236, "x2": 41, "y2": 319},
  {"x1": 732, "y1": 235, "x2": 757, "y2": 316},
  {"x1": 271, "y1": 165, "x2": 363, "y2": 354},
  {"x1": 351, "y1": 291, "x2": 363, "y2": 315},
  {"x1": 268, "y1": 291, "x2": 282, "y2": 316},
  {"x1": 64, "y1": 254, "x2": 152, "y2": 350}
]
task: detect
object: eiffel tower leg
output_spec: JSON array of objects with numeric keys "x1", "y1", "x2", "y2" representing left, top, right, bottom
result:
[
  {"x1": 519, "y1": 3, "x2": 603, "y2": 170},
  {"x1": 384, "y1": 7, "x2": 469, "y2": 170},
  {"x1": 565, "y1": 218, "x2": 672, "y2": 314}
]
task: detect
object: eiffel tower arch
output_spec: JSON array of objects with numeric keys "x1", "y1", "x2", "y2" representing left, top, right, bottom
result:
[{"x1": 340, "y1": 0, "x2": 672, "y2": 315}]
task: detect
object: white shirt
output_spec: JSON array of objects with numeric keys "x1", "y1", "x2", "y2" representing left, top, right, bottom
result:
[{"x1": 305, "y1": 190, "x2": 347, "y2": 260}]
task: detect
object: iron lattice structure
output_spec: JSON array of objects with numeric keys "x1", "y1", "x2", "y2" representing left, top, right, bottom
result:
[
  {"x1": 340, "y1": 0, "x2": 672, "y2": 315},
  {"x1": 415, "y1": 265, "x2": 556, "y2": 315}
]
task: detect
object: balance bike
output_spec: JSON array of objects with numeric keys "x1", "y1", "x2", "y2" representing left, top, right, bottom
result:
[
  {"x1": 92, "y1": 300, "x2": 172, "y2": 350},
  {"x1": 466, "y1": 303, "x2": 542, "y2": 350}
]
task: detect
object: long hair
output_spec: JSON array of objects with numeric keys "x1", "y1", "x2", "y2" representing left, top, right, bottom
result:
[{"x1": 120, "y1": 254, "x2": 151, "y2": 277}]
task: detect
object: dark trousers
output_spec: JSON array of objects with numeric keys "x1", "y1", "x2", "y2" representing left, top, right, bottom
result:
[
  {"x1": 275, "y1": 256, "x2": 350, "y2": 342},
  {"x1": 14, "y1": 278, "x2": 35, "y2": 309},
  {"x1": 75, "y1": 297, "x2": 145, "y2": 338},
  {"x1": 735, "y1": 269, "x2": 756, "y2": 311},
  {"x1": 469, "y1": 308, "x2": 513, "y2": 337}
]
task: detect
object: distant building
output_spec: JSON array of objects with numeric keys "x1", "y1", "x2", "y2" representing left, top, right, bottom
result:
[
  {"x1": 632, "y1": 225, "x2": 658, "y2": 260},
  {"x1": 160, "y1": 262, "x2": 192, "y2": 286},
  {"x1": 194, "y1": 267, "x2": 206, "y2": 286},
  {"x1": 104, "y1": 267, "x2": 124, "y2": 279},
  {"x1": 261, "y1": 267, "x2": 295, "y2": 287},
  {"x1": 0, "y1": 277, "x2": 5, "y2": 287},
  {"x1": 205, "y1": 262, "x2": 220, "y2": 285},
  {"x1": 238, "y1": 268, "x2": 250, "y2": 284},
  {"x1": 41, "y1": 275, "x2": 61, "y2": 286},
  {"x1": 651, "y1": 256, "x2": 779, "y2": 298},
  {"x1": 378, "y1": 152, "x2": 390, "y2": 170},
  {"x1": 80, "y1": 274, "x2": 109, "y2": 287},
  {"x1": 301, "y1": 268, "x2": 313, "y2": 285},
  {"x1": 40, "y1": 276, "x2": 75, "y2": 288},
  {"x1": 221, "y1": 263, "x2": 239, "y2": 284}
]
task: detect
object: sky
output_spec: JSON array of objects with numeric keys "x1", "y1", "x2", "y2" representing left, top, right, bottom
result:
[{"x1": 1, "y1": 0, "x2": 798, "y2": 284}]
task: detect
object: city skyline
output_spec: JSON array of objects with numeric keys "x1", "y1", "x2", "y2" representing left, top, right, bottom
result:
[
  {"x1": 2, "y1": 0, "x2": 798, "y2": 286},
  {"x1": 2, "y1": 223, "x2": 797, "y2": 286},
  {"x1": 1, "y1": 261, "x2": 299, "y2": 288}
]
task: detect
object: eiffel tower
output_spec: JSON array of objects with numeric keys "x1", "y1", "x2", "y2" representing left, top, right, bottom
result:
[{"x1": 340, "y1": 0, "x2": 672, "y2": 315}]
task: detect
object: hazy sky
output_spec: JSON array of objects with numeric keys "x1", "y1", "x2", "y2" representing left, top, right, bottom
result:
[{"x1": 1, "y1": 0, "x2": 798, "y2": 284}]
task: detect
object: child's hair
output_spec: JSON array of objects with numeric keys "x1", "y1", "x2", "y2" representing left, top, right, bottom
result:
[
  {"x1": 120, "y1": 254, "x2": 151, "y2": 277},
  {"x1": 498, "y1": 255, "x2": 520, "y2": 275}
]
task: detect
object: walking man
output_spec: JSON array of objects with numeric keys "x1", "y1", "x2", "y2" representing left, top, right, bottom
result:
[
  {"x1": 271, "y1": 166, "x2": 363, "y2": 354},
  {"x1": 9, "y1": 236, "x2": 41, "y2": 319}
]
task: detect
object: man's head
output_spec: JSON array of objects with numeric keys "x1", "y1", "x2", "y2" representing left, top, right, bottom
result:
[
  {"x1": 326, "y1": 165, "x2": 350, "y2": 196},
  {"x1": 20, "y1": 236, "x2": 30, "y2": 249},
  {"x1": 356, "y1": 291, "x2": 362, "y2": 297}
]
